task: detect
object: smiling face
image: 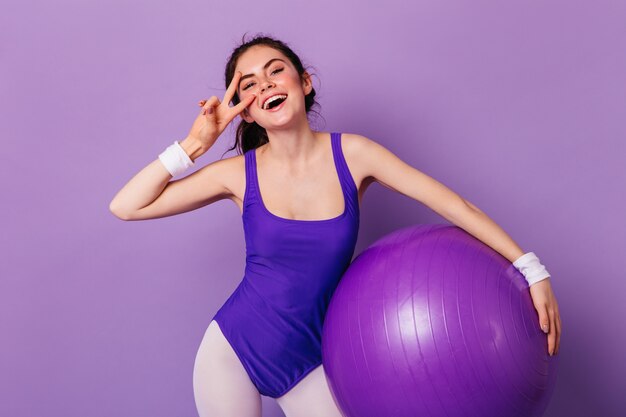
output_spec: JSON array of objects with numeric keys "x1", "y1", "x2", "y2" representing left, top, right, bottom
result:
[{"x1": 234, "y1": 45, "x2": 313, "y2": 127}]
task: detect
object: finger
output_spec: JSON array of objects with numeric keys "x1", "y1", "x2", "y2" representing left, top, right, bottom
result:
[
  {"x1": 229, "y1": 93, "x2": 256, "y2": 115},
  {"x1": 203, "y1": 96, "x2": 220, "y2": 108},
  {"x1": 223, "y1": 71, "x2": 243, "y2": 105},
  {"x1": 202, "y1": 96, "x2": 220, "y2": 115},
  {"x1": 555, "y1": 313, "x2": 562, "y2": 354},
  {"x1": 538, "y1": 305, "x2": 549, "y2": 335},
  {"x1": 548, "y1": 308, "x2": 557, "y2": 355},
  {"x1": 536, "y1": 304, "x2": 551, "y2": 355},
  {"x1": 222, "y1": 94, "x2": 256, "y2": 126}
]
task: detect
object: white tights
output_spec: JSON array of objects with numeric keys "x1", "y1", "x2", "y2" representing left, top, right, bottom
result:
[{"x1": 192, "y1": 320, "x2": 344, "y2": 417}]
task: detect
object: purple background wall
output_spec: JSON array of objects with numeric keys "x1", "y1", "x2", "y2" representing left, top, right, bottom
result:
[{"x1": 1, "y1": 1, "x2": 624, "y2": 416}]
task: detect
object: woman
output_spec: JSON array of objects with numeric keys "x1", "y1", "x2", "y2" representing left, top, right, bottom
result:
[{"x1": 109, "y1": 35, "x2": 561, "y2": 417}]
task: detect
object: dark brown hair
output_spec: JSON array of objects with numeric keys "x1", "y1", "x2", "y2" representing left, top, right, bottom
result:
[{"x1": 223, "y1": 33, "x2": 320, "y2": 155}]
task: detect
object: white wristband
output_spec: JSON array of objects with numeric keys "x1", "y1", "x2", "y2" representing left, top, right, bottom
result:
[
  {"x1": 512, "y1": 252, "x2": 550, "y2": 286},
  {"x1": 158, "y1": 140, "x2": 195, "y2": 177}
]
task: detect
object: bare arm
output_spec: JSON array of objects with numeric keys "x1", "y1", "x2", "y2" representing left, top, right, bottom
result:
[
  {"x1": 109, "y1": 70, "x2": 256, "y2": 221},
  {"x1": 108, "y1": 136, "x2": 233, "y2": 220},
  {"x1": 349, "y1": 133, "x2": 525, "y2": 262},
  {"x1": 350, "y1": 133, "x2": 561, "y2": 355}
]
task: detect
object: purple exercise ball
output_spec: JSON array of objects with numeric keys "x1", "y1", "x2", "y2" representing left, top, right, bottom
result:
[{"x1": 322, "y1": 224, "x2": 559, "y2": 417}]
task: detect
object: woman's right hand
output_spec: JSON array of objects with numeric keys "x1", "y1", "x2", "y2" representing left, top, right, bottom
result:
[{"x1": 188, "y1": 71, "x2": 256, "y2": 150}]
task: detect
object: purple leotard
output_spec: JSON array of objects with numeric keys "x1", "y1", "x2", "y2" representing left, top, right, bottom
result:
[{"x1": 211, "y1": 132, "x2": 360, "y2": 398}]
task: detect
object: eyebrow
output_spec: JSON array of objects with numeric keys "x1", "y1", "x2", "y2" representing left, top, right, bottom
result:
[{"x1": 238, "y1": 58, "x2": 286, "y2": 88}]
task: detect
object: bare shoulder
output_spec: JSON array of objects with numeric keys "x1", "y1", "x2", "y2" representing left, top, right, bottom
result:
[
  {"x1": 332, "y1": 132, "x2": 379, "y2": 194},
  {"x1": 339, "y1": 132, "x2": 382, "y2": 179},
  {"x1": 340, "y1": 132, "x2": 375, "y2": 152}
]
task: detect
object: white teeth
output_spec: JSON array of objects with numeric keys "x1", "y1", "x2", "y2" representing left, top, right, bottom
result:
[{"x1": 263, "y1": 94, "x2": 287, "y2": 110}]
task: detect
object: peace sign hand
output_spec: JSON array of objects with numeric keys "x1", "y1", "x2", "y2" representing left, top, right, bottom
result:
[{"x1": 187, "y1": 71, "x2": 256, "y2": 151}]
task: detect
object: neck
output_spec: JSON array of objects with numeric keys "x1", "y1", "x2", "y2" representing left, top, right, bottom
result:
[{"x1": 260, "y1": 120, "x2": 321, "y2": 166}]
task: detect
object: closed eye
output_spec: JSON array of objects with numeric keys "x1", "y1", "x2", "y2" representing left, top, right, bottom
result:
[{"x1": 242, "y1": 67, "x2": 284, "y2": 90}]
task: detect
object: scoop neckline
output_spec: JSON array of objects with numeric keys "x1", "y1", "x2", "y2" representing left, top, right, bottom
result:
[{"x1": 251, "y1": 133, "x2": 348, "y2": 224}]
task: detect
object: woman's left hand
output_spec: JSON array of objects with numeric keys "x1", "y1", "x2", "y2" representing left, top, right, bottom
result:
[{"x1": 529, "y1": 278, "x2": 561, "y2": 356}]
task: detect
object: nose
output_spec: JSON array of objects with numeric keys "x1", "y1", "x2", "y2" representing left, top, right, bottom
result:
[{"x1": 260, "y1": 79, "x2": 275, "y2": 93}]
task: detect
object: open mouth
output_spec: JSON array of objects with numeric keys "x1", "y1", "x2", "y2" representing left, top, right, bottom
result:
[{"x1": 263, "y1": 94, "x2": 288, "y2": 111}]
